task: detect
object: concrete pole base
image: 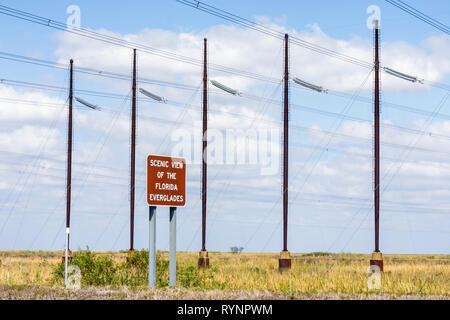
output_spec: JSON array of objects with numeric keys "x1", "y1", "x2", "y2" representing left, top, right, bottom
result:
[
  {"x1": 279, "y1": 251, "x2": 292, "y2": 271},
  {"x1": 126, "y1": 249, "x2": 135, "y2": 263},
  {"x1": 61, "y1": 250, "x2": 73, "y2": 263},
  {"x1": 198, "y1": 250, "x2": 210, "y2": 269},
  {"x1": 370, "y1": 251, "x2": 383, "y2": 271}
]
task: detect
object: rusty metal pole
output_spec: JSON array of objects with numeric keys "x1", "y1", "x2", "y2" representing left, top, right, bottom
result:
[
  {"x1": 279, "y1": 34, "x2": 292, "y2": 271},
  {"x1": 199, "y1": 38, "x2": 209, "y2": 269},
  {"x1": 370, "y1": 20, "x2": 383, "y2": 271},
  {"x1": 64, "y1": 59, "x2": 74, "y2": 286},
  {"x1": 129, "y1": 49, "x2": 137, "y2": 255}
]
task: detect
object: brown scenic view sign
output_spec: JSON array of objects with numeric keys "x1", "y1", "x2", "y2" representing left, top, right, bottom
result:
[{"x1": 147, "y1": 155, "x2": 186, "y2": 207}]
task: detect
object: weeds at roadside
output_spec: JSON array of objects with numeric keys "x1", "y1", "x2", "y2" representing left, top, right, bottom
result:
[{"x1": 51, "y1": 249, "x2": 218, "y2": 289}]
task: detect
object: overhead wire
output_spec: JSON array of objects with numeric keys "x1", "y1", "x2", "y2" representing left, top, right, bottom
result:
[
  {"x1": 2, "y1": 50, "x2": 450, "y2": 120},
  {"x1": 0, "y1": 5, "x2": 280, "y2": 84},
  {"x1": 198, "y1": 43, "x2": 285, "y2": 249},
  {"x1": 30, "y1": 86, "x2": 131, "y2": 250},
  {"x1": 0, "y1": 62, "x2": 70, "y2": 244},
  {"x1": 328, "y1": 92, "x2": 450, "y2": 254},
  {"x1": 0, "y1": 2, "x2": 449, "y2": 251},
  {"x1": 0, "y1": 98, "x2": 67, "y2": 244},
  {"x1": 176, "y1": 1, "x2": 450, "y2": 92},
  {"x1": 243, "y1": 69, "x2": 373, "y2": 250},
  {"x1": 3, "y1": 83, "x2": 450, "y2": 158},
  {"x1": 385, "y1": 0, "x2": 449, "y2": 34},
  {"x1": 3, "y1": 161, "x2": 450, "y2": 217},
  {"x1": 95, "y1": 81, "x2": 203, "y2": 250},
  {"x1": 176, "y1": 0, "x2": 373, "y2": 69}
]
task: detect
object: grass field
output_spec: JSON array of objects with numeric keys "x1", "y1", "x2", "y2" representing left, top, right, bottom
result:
[{"x1": 0, "y1": 251, "x2": 448, "y2": 300}]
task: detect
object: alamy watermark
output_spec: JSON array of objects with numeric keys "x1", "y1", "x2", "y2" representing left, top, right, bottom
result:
[
  {"x1": 367, "y1": 265, "x2": 382, "y2": 290},
  {"x1": 66, "y1": 265, "x2": 81, "y2": 290},
  {"x1": 366, "y1": 5, "x2": 381, "y2": 29},
  {"x1": 170, "y1": 123, "x2": 280, "y2": 176},
  {"x1": 66, "y1": 5, "x2": 81, "y2": 29}
]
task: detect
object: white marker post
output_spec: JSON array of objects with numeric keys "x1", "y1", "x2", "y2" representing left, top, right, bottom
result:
[
  {"x1": 64, "y1": 227, "x2": 70, "y2": 287},
  {"x1": 149, "y1": 206, "x2": 157, "y2": 287}
]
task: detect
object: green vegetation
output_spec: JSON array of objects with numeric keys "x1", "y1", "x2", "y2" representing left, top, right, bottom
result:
[
  {"x1": 0, "y1": 251, "x2": 448, "y2": 297},
  {"x1": 51, "y1": 249, "x2": 216, "y2": 288}
]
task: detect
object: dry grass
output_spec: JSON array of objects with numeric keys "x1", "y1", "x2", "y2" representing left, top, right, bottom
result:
[
  {"x1": 0, "y1": 251, "x2": 448, "y2": 299},
  {"x1": 0, "y1": 285, "x2": 448, "y2": 300}
]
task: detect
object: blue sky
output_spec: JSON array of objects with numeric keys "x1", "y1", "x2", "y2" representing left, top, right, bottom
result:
[
  {"x1": 2, "y1": 0, "x2": 448, "y2": 43},
  {"x1": 0, "y1": 0, "x2": 449, "y2": 254}
]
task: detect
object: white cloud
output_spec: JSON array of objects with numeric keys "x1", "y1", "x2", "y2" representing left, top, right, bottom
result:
[
  {"x1": 1, "y1": 19, "x2": 449, "y2": 253},
  {"x1": 0, "y1": 125, "x2": 63, "y2": 154},
  {"x1": 53, "y1": 22, "x2": 450, "y2": 93},
  {"x1": 0, "y1": 86, "x2": 66, "y2": 123}
]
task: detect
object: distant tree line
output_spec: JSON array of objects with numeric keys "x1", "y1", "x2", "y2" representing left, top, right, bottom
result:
[{"x1": 230, "y1": 247, "x2": 244, "y2": 254}]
